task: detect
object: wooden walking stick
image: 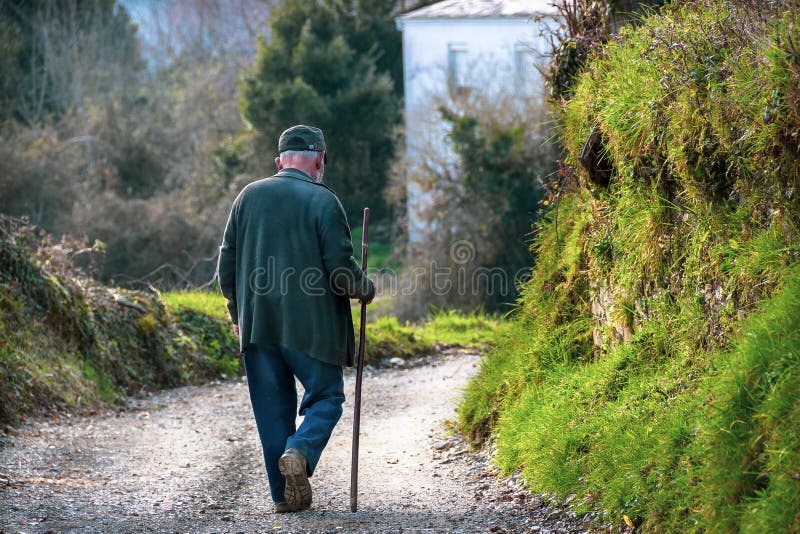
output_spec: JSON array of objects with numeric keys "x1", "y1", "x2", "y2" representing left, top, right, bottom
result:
[{"x1": 350, "y1": 207, "x2": 369, "y2": 513}]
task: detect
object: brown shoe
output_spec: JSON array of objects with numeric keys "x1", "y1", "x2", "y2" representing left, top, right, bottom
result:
[
  {"x1": 279, "y1": 448, "x2": 312, "y2": 511},
  {"x1": 274, "y1": 502, "x2": 293, "y2": 514}
]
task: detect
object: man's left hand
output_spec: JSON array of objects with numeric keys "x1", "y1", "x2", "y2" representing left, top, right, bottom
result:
[
  {"x1": 233, "y1": 324, "x2": 240, "y2": 338},
  {"x1": 361, "y1": 282, "x2": 376, "y2": 305}
]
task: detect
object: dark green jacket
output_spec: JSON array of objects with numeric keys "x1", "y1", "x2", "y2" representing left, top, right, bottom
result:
[{"x1": 217, "y1": 168, "x2": 374, "y2": 367}]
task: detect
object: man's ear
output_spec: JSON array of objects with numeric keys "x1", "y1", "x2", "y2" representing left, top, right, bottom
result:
[
  {"x1": 275, "y1": 156, "x2": 283, "y2": 170},
  {"x1": 316, "y1": 152, "x2": 324, "y2": 169}
]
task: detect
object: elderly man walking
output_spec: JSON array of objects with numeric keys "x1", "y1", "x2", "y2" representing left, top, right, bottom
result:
[{"x1": 217, "y1": 125, "x2": 375, "y2": 513}]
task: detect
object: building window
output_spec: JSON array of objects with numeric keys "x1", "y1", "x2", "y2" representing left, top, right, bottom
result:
[{"x1": 448, "y1": 42, "x2": 470, "y2": 97}]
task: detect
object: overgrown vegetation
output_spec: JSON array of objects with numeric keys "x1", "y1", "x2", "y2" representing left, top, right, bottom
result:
[
  {"x1": 459, "y1": 1, "x2": 800, "y2": 530},
  {"x1": 545, "y1": 0, "x2": 665, "y2": 100},
  {"x1": 0, "y1": 218, "x2": 239, "y2": 425},
  {"x1": 0, "y1": 1, "x2": 276, "y2": 287},
  {"x1": 440, "y1": 105, "x2": 551, "y2": 290}
]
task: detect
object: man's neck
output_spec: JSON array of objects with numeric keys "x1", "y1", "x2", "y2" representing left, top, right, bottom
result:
[{"x1": 281, "y1": 166, "x2": 320, "y2": 182}]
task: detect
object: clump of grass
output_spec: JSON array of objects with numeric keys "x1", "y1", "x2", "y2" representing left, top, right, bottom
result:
[
  {"x1": 359, "y1": 315, "x2": 431, "y2": 362},
  {"x1": 162, "y1": 291, "x2": 240, "y2": 379},
  {"x1": 161, "y1": 290, "x2": 231, "y2": 322},
  {"x1": 418, "y1": 308, "x2": 499, "y2": 347}
]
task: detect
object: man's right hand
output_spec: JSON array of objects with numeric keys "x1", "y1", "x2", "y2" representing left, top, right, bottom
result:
[{"x1": 233, "y1": 324, "x2": 240, "y2": 338}]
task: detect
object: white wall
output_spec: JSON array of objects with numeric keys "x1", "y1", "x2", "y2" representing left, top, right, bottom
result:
[
  {"x1": 401, "y1": 18, "x2": 548, "y2": 113},
  {"x1": 398, "y1": 16, "x2": 552, "y2": 242}
]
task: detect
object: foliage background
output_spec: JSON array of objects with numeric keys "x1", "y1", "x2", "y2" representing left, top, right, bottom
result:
[
  {"x1": 0, "y1": 0, "x2": 398, "y2": 287},
  {"x1": 388, "y1": 91, "x2": 558, "y2": 318},
  {"x1": 239, "y1": 0, "x2": 402, "y2": 221}
]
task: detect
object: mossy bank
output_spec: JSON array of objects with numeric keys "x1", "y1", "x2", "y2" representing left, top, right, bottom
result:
[
  {"x1": 459, "y1": 1, "x2": 800, "y2": 531},
  {"x1": 0, "y1": 224, "x2": 241, "y2": 426}
]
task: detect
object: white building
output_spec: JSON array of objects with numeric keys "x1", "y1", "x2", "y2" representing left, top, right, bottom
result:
[{"x1": 396, "y1": 0, "x2": 557, "y2": 243}]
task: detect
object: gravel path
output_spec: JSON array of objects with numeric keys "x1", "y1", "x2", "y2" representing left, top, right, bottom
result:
[{"x1": 0, "y1": 349, "x2": 598, "y2": 533}]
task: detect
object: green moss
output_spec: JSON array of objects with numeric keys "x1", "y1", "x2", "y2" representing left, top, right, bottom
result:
[
  {"x1": 82, "y1": 362, "x2": 118, "y2": 403},
  {"x1": 165, "y1": 303, "x2": 240, "y2": 379},
  {"x1": 136, "y1": 314, "x2": 158, "y2": 335}
]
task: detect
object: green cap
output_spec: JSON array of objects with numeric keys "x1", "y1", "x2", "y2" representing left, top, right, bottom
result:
[{"x1": 278, "y1": 125, "x2": 326, "y2": 153}]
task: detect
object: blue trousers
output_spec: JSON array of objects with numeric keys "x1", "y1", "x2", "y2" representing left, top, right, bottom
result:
[{"x1": 243, "y1": 343, "x2": 345, "y2": 503}]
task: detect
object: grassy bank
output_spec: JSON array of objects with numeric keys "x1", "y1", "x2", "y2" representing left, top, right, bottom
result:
[
  {"x1": 459, "y1": 1, "x2": 800, "y2": 531},
  {"x1": 355, "y1": 308, "x2": 498, "y2": 363},
  {"x1": 0, "y1": 230, "x2": 240, "y2": 426},
  {"x1": 167, "y1": 291, "x2": 499, "y2": 365}
]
